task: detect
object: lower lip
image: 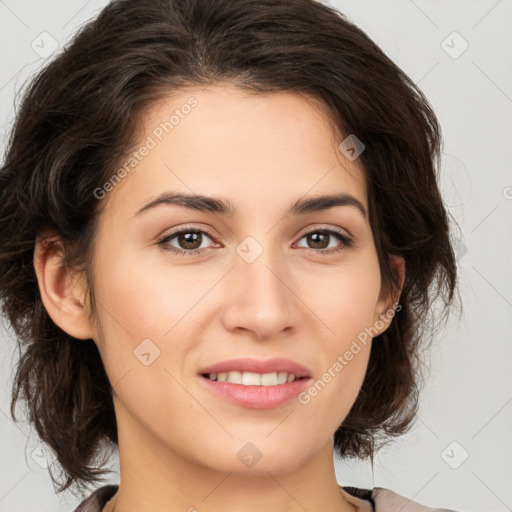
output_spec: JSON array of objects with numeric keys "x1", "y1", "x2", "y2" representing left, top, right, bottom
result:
[{"x1": 198, "y1": 375, "x2": 310, "y2": 409}]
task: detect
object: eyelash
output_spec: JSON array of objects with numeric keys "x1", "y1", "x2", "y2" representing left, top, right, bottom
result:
[{"x1": 156, "y1": 224, "x2": 353, "y2": 257}]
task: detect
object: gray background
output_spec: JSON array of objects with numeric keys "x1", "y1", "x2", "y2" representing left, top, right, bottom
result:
[{"x1": 0, "y1": 1, "x2": 511, "y2": 511}]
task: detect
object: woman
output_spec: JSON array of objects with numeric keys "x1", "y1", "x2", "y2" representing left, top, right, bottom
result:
[{"x1": 0, "y1": 0, "x2": 460, "y2": 510}]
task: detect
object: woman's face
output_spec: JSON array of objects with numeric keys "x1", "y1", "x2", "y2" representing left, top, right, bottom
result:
[{"x1": 84, "y1": 85, "x2": 400, "y2": 476}]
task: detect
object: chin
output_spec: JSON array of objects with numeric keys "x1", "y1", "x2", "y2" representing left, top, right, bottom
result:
[{"x1": 195, "y1": 436, "x2": 317, "y2": 476}]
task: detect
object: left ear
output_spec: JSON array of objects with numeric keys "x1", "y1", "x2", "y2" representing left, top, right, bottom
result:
[{"x1": 372, "y1": 254, "x2": 405, "y2": 335}]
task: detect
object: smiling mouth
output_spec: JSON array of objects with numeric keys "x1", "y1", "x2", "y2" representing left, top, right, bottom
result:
[{"x1": 202, "y1": 371, "x2": 308, "y2": 386}]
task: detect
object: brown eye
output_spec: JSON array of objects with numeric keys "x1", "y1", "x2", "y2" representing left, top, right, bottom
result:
[
  {"x1": 304, "y1": 231, "x2": 330, "y2": 249},
  {"x1": 157, "y1": 228, "x2": 216, "y2": 256},
  {"x1": 174, "y1": 231, "x2": 204, "y2": 250},
  {"x1": 296, "y1": 228, "x2": 353, "y2": 254}
]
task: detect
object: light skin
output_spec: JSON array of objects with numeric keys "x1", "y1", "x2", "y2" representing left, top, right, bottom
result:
[{"x1": 34, "y1": 85, "x2": 404, "y2": 512}]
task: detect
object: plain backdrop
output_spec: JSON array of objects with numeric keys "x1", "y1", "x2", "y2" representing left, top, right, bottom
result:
[{"x1": 0, "y1": 1, "x2": 511, "y2": 511}]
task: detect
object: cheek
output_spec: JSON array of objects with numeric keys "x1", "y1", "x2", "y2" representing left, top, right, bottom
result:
[
  {"x1": 92, "y1": 249, "x2": 208, "y2": 345},
  {"x1": 90, "y1": 255, "x2": 209, "y2": 450},
  {"x1": 296, "y1": 338, "x2": 372, "y2": 444},
  {"x1": 297, "y1": 259, "x2": 380, "y2": 424},
  {"x1": 310, "y1": 257, "x2": 382, "y2": 340},
  {"x1": 89, "y1": 248, "x2": 231, "y2": 406}
]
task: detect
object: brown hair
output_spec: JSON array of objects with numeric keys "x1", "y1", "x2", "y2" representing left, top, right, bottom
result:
[{"x1": 0, "y1": 0, "x2": 459, "y2": 495}]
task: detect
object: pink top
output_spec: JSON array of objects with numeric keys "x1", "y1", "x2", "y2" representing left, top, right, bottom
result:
[{"x1": 73, "y1": 484, "x2": 461, "y2": 511}]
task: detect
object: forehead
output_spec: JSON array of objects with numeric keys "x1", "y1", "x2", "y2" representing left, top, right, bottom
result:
[{"x1": 103, "y1": 84, "x2": 367, "y2": 218}]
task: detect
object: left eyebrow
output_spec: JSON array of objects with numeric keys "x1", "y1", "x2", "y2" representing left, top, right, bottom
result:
[
  {"x1": 288, "y1": 193, "x2": 367, "y2": 220},
  {"x1": 134, "y1": 192, "x2": 367, "y2": 220}
]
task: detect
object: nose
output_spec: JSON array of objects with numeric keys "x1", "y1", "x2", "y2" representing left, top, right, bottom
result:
[{"x1": 220, "y1": 248, "x2": 303, "y2": 342}]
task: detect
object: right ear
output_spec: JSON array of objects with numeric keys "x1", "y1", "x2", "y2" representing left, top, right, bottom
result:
[{"x1": 33, "y1": 232, "x2": 96, "y2": 340}]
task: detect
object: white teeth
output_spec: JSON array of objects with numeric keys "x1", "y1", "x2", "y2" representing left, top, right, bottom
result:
[
  {"x1": 277, "y1": 371, "x2": 288, "y2": 384},
  {"x1": 227, "y1": 370, "x2": 242, "y2": 384},
  {"x1": 261, "y1": 372, "x2": 278, "y2": 385},
  {"x1": 207, "y1": 371, "x2": 296, "y2": 385},
  {"x1": 242, "y1": 372, "x2": 261, "y2": 385}
]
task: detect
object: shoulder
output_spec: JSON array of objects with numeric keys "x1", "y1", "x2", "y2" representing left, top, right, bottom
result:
[
  {"x1": 372, "y1": 486, "x2": 462, "y2": 511},
  {"x1": 342, "y1": 485, "x2": 462, "y2": 511},
  {"x1": 73, "y1": 485, "x2": 119, "y2": 512}
]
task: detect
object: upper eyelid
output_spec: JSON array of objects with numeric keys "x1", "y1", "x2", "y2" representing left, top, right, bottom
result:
[{"x1": 297, "y1": 224, "x2": 352, "y2": 238}]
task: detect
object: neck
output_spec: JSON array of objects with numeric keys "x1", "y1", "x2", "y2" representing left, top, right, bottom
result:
[{"x1": 106, "y1": 401, "x2": 357, "y2": 512}]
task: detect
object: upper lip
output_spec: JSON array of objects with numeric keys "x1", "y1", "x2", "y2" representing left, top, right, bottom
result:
[{"x1": 199, "y1": 358, "x2": 311, "y2": 378}]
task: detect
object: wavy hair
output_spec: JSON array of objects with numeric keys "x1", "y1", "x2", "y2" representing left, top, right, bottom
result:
[{"x1": 0, "y1": 0, "x2": 459, "y2": 494}]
